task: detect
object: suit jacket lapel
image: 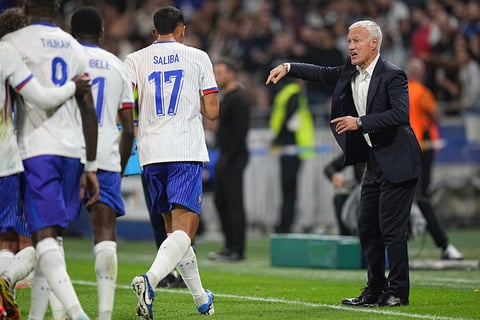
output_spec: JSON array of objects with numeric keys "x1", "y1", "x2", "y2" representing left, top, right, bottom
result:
[{"x1": 366, "y1": 58, "x2": 384, "y2": 112}]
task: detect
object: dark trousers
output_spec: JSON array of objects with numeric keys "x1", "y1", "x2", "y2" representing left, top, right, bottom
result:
[
  {"x1": 276, "y1": 155, "x2": 301, "y2": 233},
  {"x1": 214, "y1": 156, "x2": 248, "y2": 255},
  {"x1": 333, "y1": 193, "x2": 354, "y2": 235},
  {"x1": 415, "y1": 149, "x2": 449, "y2": 249},
  {"x1": 358, "y1": 153, "x2": 418, "y2": 300}
]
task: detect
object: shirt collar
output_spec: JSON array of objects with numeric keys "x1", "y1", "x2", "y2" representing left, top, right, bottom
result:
[{"x1": 356, "y1": 53, "x2": 380, "y2": 77}]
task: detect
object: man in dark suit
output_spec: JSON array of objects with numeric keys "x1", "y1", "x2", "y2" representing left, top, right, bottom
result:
[{"x1": 266, "y1": 20, "x2": 422, "y2": 307}]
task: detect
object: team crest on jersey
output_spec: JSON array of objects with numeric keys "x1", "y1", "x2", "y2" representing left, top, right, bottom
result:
[{"x1": 153, "y1": 54, "x2": 180, "y2": 65}]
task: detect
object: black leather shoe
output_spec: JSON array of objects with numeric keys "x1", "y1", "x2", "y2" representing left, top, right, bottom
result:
[
  {"x1": 157, "y1": 273, "x2": 187, "y2": 288},
  {"x1": 207, "y1": 251, "x2": 244, "y2": 262},
  {"x1": 364, "y1": 294, "x2": 409, "y2": 307},
  {"x1": 341, "y1": 287, "x2": 382, "y2": 306}
]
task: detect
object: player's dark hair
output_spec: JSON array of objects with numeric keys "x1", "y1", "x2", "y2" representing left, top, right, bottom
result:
[
  {"x1": 71, "y1": 7, "x2": 102, "y2": 37},
  {"x1": 24, "y1": 0, "x2": 60, "y2": 19},
  {"x1": 0, "y1": 7, "x2": 27, "y2": 38},
  {"x1": 25, "y1": 0, "x2": 59, "y2": 9},
  {"x1": 153, "y1": 6, "x2": 184, "y2": 35}
]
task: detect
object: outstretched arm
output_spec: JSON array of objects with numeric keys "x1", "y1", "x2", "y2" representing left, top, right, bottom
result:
[
  {"x1": 17, "y1": 76, "x2": 90, "y2": 110},
  {"x1": 265, "y1": 63, "x2": 290, "y2": 85}
]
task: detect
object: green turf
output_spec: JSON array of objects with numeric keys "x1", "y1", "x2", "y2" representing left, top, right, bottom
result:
[{"x1": 14, "y1": 228, "x2": 480, "y2": 319}]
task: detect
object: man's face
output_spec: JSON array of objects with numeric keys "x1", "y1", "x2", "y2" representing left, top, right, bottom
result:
[
  {"x1": 347, "y1": 27, "x2": 378, "y2": 70},
  {"x1": 213, "y1": 63, "x2": 231, "y2": 90}
]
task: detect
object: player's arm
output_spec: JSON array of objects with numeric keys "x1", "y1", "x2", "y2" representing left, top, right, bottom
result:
[
  {"x1": 201, "y1": 92, "x2": 219, "y2": 121},
  {"x1": 9, "y1": 44, "x2": 90, "y2": 110},
  {"x1": 76, "y1": 89, "x2": 100, "y2": 206},
  {"x1": 17, "y1": 76, "x2": 75, "y2": 109},
  {"x1": 21, "y1": 76, "x2": 90, "y2": 110},
  {"x1": 76, "y1": 89, "x2": 97, "y2": 164},
  {"x1": 118, "y1": 107, "x2": 135, "y2": 174}
]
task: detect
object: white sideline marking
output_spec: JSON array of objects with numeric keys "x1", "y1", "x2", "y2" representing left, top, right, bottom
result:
[{"x1": 73, "y1": 280, "x2": 474, "y2": 320}]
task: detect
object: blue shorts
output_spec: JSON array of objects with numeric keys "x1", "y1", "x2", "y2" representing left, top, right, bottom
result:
[
  {"x1": 85, "y1": 169, "x2": 125, "y2": 217},
  {"x1": 143, "y1": 162, "x2": 203, "y2": 215},
  {"x1": 0, "y1": 174, "x2": 30, "y2": 237},
  {"x1": 22, "y1": 155, "x2": 83, "y2": 232}
]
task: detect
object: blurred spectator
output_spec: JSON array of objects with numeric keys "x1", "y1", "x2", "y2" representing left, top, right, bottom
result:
[
  {"x1": 300, "y1": 25, "x2": 345, "y2": 114},
  {"x1": 422, "y1": 7, "x2": 459, "y2": 108},
  {"x1": 130, "y1": 0, "x2": 174, "y2": 49},
  {"x1": 270, "y1": 78, "x2": 315, "y2": 233},
  {"x1": 276, "y1": 0, "x2": 305, "y2": 40},
  {"x1": 323, "y1": 155, "x2": 365, "y2": 236},
  {"x1": 410, "y1": 5, "x2": 433, "y2": 59},
  {"x1": 208, "y1": 58, "x2": 250, "y2": 261},
  {"x1": 407, "y1": 58, "x2": 464, "y2": 260},
  {"x1": 373, "y1": 0, "x2": 411, "y2": 59},
  {"x1": 263, "y1": 30, "x2": 299, "y2": 105},
  {"x1": 454, "y1": 44, "x2": 480, "y2": 144},
  {"x1": 460, "y1": 0, "x2": 480, "y2": 40},
  {"x1": 2, "y1": 0, "x2": 479, "y2": 121},
  {"x1": 454, "y1": 43, "x2": 480, "y2": 111}
]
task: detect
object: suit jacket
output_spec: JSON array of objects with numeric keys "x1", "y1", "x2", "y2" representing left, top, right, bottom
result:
[{"x1": 289, "y1": 56, "x2": 422, "y2": 183}]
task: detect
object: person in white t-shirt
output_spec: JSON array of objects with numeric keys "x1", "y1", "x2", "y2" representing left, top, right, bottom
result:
[
  {"x1": 124, "y1": 6, "x2": 219, "y2": 319},
  {"x1": 1, "y1": 1, "x2": 100, "y2": 319}
]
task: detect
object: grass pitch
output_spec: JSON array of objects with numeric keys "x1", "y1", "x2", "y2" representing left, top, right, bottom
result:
[{"x1": 14, "y1": 228, "x2": 480, "y2": 319}]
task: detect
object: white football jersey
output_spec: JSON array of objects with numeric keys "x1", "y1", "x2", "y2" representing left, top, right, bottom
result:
[
  {"x1": 2, "y1": 23, "x2": 88, "y2": 160},
  {"x1": 82, "y1": 44, "x2": 134, "y2": 172},
  {"x1": 0, "y1": 42, "x2": 32, "y2": 176},
  {"x1": 124, "y1": 41, "x2": 218, "y2": 166}
]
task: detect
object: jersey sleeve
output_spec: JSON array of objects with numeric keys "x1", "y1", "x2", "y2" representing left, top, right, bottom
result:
[
  {"x1": 124, "y1": 53, "x2": 137, "y2": 89},
  {"x1": 118, "y1": 61, "x2": 135, "y2": 110},
  {"x1": 2, "y1": 42, "x2": 34, "y2": 90},
  {"x1": 198, "y1": 52, "x2": 218, "y2": 96}
]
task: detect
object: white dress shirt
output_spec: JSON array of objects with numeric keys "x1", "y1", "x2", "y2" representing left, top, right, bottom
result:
[{"x1": 351, "y1": 54, "x2": 380, "y2": 147}]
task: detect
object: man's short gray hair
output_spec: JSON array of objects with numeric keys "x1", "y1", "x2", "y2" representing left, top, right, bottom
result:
[{"x1": 349, "y1": 20, "x2": 383, "y2": 52}]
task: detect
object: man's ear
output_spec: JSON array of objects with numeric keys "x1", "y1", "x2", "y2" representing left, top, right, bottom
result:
[
  {"x1": 175, "y1": 25, "x2": 185, "y2": 43},
  {"x1": 151, "y1": 29, "x2": 158, "y2": 41}
]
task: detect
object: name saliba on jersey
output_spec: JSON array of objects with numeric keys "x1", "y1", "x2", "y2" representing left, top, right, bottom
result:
[{"x1": 153, "y1": 54, "x2": 179, "y2": 65}]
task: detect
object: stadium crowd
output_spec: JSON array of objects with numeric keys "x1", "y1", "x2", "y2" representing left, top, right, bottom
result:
[{"x1": 2, "y1": 0, "x2": 480, "y2": 124}]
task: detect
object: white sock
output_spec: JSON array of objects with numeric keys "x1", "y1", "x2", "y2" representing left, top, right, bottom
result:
[
  {"x1": 50, "y1": 293, "x2": 66, "y2": 320},
  {"x1": 176, "y1": 246, "x2": 208, "y2": 307},
  {"x1": 0, "y1": 249, "x2": 14, "y2": 274},
  {"x1": 36, "y1": 237, "x2": 87, "y2": 319},
  {"x1": 50, "y1": 237, "x2": 67, "y2": 320},
  {"x1": 146, "y1": 230, "x2": 191, "y2": 287},
  {"x1": 2, "y1": 246, "x2": 35, "y2": 286},
  {"x1": 28, "y1": 261, "x2": 51, "y2": 320},
  {"x1": 94, "y1": 241, "x2": 117, "y2": 320}
]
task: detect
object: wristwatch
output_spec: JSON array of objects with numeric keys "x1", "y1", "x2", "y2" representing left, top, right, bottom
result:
[{"x1": 356, "y1": 117, "x2": 363, "y2": 128}]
